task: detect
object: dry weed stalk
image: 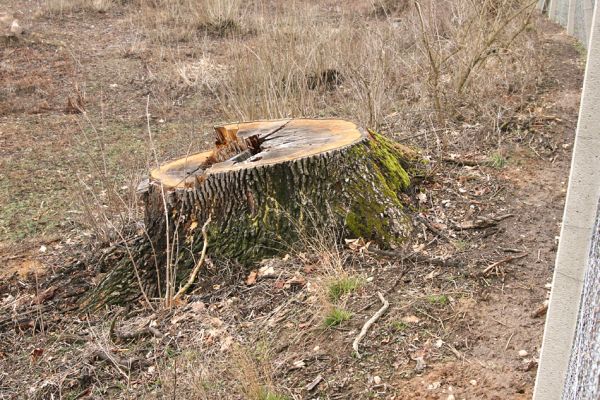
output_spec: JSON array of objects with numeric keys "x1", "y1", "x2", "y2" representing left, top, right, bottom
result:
[
  {"x1": 412, "y1": 0, "x2": 537, "y2": 118},
  {"x1": 215, "y1": 0, "x2": 538, "y2": 130},
  {"x1": 135, "y1": 0, "x2": 245, "y2": 43},
  {"x1": 44, "y1": 0, "x2": 114, "y2": 14}
]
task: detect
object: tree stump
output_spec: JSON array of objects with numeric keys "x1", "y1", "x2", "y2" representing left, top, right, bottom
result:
[{"x1": 86, "y1": 119, "x2": 422, "y2": 308}]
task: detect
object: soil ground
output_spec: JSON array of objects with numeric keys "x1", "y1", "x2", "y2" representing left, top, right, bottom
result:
[{"x1": 0, "y1": 1, "x2": 585, "y2": 399}]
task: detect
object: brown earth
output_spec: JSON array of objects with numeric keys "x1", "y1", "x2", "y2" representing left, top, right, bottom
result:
[{"x1": 0, "y1": 1, "x2": 585, "y2": 399}]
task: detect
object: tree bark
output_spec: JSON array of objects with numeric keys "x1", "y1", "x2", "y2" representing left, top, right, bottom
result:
[{"x1": 84, "y1": 119, "x2": 422, "y2": 308}]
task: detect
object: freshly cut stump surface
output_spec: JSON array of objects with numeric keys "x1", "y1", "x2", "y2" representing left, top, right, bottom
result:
[{"x1": 87, "y1": 119, "x2": 421, "y2": 308}]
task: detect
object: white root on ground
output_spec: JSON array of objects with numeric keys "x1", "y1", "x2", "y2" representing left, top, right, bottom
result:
[{"x1": 352, "y1": 291, "x2": 390, "y2": 359}]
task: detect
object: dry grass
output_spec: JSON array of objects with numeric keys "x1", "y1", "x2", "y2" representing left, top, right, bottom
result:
[
  {"x1": 135, "y1": 0, "x2": 246, "y2": 43},
  {"x1": 44, "y1": 0, "x2": 115, "y2": 14},
  {"x1": 215, "y1": 0, "x2": 539, "y2": 133},
  {"x1": 150, "y1": 341, "x2": 286, "y2": 399}
]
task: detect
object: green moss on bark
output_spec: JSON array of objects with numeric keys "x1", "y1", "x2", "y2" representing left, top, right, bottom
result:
[{"x1": 342, "y1": 130, "x2": 415, "y2": 245}]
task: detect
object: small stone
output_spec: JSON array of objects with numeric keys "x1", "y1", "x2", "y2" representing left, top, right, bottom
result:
[
  {"x1": 469, "y1": 379, "x2": 477, "y2": 386},
  {"x1": 518, "y1": 350, "x2": 528, "y2": 357},
  {"x1": 10, "y1": 19, "x2": 22, "y2": 35},
  {"x1": 427, "y1": 381, "x2": 441, "y2": 390},
  {"x1": 373, "y1": 376, "x2": 382, "y2": 385}
]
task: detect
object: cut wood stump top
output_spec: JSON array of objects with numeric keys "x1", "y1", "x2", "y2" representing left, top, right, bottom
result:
[{"x1": 151, "y1": 118, "x2": 367, "y2": 188}]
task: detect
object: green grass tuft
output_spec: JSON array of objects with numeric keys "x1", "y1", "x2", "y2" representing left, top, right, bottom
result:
[
  {"x1": 391, "y1": 321, "x2": 409, "y2": 332},
  {"x1": 487, "y1": 152, "x2": 507, "y2": 169},
  {"x1": 427, "y1": 294, "x2": 449, "y2": 306},
  {"x1": 259, "y1": 389, "x2": 289, "y2": 400},
  {"x1": 328, "y1": 277, "x2": 362, "y2": 302},
  {"x1": 324, "y1": 307, "x2": 352, "y2": 327}
]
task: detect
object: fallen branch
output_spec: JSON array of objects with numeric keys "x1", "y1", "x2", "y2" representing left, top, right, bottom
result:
[
  {"x1": 531, "y1": 301, "x2": 549, "y2": 318},
  {"x1": 454, "y1": 214, "x2": 514, "y2": 230},
  {"x1": 417, "y1": 215, "x2": 453, "y2": 243},
  {"x1": 370, "y1": 248, "x2": 464, "y2": 268},
  {"x1": 353, "y1": 292, "x2": 389, "y2": 359},
  {"x1": 173, "y1": 215, "x2": 211, "y2": 301},
  {"x1": 92, "y1": 346, "x2": 151, "y2": 370},
  {"x1": 442, "y1": 157, "x2": 489, "y2": 167},
  {"x1": 481, "y1": 253, "x2": 527, "y2": 275},
  {"x1": 114, "y1": 325, "x2": 164, "y2": 341}
]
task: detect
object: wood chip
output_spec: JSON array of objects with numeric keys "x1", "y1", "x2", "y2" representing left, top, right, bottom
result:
[{"x1": 305, "y1": 374, "x2": 323, "y2": 391}]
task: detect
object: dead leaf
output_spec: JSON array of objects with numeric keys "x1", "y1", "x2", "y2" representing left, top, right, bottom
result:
[
  {"x1": 401, "y1": 315, "x2": 420, "y2": 324},
  {"x1": 285, "y1": 275, "x2": 306, "y2": 288},
  {"x1": 345, "y1": 238, "x2": 371, "y2": 253},
  {"x1": 424, "y1": 270, "x2": 439, "y2": 280},
  {"x1": 246, "y1": 270, "x2": 258, "y2": 285},
  {"x1": 34, "y1": 286, "x2": 56, "y2": 305},
  {"x1": 413, "y1": 356, "x2": 426, "y2": 372},
  {"x1": 220, "y1": 336, "x2": 233, "y2": 352},
  {"x1": 30, "y1": 348, "x2": 44, "y2": 364},
  {"x1": 291, "y1": 360, "x2": 305, "y2": 369},
  {"x1": 257, "y1": 265, "x2": 276, "y2": 278}
]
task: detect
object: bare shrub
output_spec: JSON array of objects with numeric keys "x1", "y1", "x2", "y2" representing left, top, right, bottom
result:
[
  {"x1": 215, "y1": 0, "x2": 539, "y2": 134},
  {"x1": 410, "y1": 0, "x2": 538, "y2": 120},
  {"x1": 135, "y1": 0, "x2": 245, "y2": 43},
  {"x1": 72, "y1": 116, "x2": 146, "y2": 245},
  {"x1": 216, "y1": 6, "x2": 413, "y2": 128},
  {"x1": 370, "y1": 0, "x2": 411, "y2": 17}
]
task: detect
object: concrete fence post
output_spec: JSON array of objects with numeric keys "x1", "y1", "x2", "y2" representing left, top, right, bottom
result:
[
  {"x1": 533, "y1": 1, "x2": 600, "y2": 398},
  {"x1": 568, "y1": 0, "x2": 577, "y2": 33}
]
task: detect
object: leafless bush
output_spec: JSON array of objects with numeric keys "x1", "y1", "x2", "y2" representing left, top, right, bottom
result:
[
  {"x1": 216, "y1": 0, "x2": 539, "y2": 133},
  {"x1": 410, "y1": 0, "x2": 538, "y2": 120},
  {"x1": 370, "y1": 0, "x2": 411, "y2": 17},
  {"x1": 135, "y1": 0, "x2": 246, "y2": 43},
  {"x1": 73, "y1": 115, "x2": 145, "y2": 246}
]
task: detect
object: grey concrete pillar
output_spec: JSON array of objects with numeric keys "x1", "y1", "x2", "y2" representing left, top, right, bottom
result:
[
  {"x1": 584, "y1": 0, "x2": 595, "y2": 45},
  {"x1": 549, "y1": 0, "x2": 559, "y2": 20},
  {"x1": 557, "y1": 0, "x2": 571, "y2": 25},
  {"x1": 533, "y1": 1, "x2": 600, "y2": 398},
  {"x1": 568, "y1": 0, "x2": 577, "y2": 34}
]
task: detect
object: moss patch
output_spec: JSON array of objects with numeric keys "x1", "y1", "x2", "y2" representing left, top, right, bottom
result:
[
  {"x1": 367, "y1": 130, "x2": 411, "y2": 191},
  {"x1": 344, "y1": 131, "x2": 415, "y2": 245}
]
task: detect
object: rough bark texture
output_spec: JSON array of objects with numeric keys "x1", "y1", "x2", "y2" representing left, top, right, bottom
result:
[{"x1": 84, "y1": 119, "x2": 422, "y2": 308}]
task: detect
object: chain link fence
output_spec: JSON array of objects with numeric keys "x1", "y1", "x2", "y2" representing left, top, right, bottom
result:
[{"x1": 562, "y1": 200, "x2": 600, "y2": 399}]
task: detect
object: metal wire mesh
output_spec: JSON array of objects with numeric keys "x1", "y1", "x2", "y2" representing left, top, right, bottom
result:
[{"x1": 563, "y1": 199, "x2": 600, "y2": 399}]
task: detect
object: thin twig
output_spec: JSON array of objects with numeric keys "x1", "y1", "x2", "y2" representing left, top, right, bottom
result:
[
  {"x1": 145, "y1": 95, "x2": 173, "y2": 306},
  {"x1": 173, "y1": 215, "x2": 211, "y2": 300},
  {"x1": 481, "y1": 253, "x2": 527, "y2": 275},
  {"x1": 370, "y1": 248, "x2": 464, "y2": 268},
  {"x1": 353, "y1": 292, "x2": 389, "y2": 359}
]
